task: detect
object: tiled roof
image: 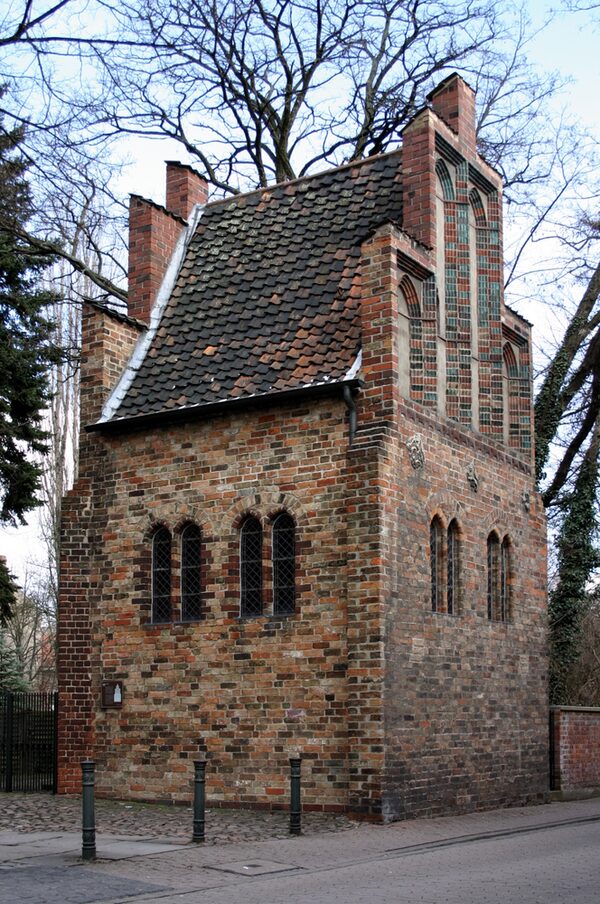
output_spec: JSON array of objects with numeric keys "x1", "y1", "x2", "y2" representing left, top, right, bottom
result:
[{"x1": 108, "y1": 150, "x2": 403, "y2": 424}]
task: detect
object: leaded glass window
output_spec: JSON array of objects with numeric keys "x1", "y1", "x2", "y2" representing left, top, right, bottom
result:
[
  {"x1": 447, "y1": 519, "x2": 459, "y2": 615},
  {"x1": 500, "y1": 536, "x2": 510, "y2": 622},
  {"x1": 273, "y1": 513, "x2": 295, "y2": 616},
  {"x1": 240, "y1": 516, "x2": 262, "y2": 616},
  {"x1": 181, "y1": 524, "x2": 202, "y2": 621},
  {"x1": 152, "y1": 527, "x2": 171, "y2": 623},
  {"x1": 430, "y1": 517, "x2": 443, "y2": 612}
]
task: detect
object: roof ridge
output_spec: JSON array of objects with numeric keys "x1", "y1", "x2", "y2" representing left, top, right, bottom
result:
[{"x1": 205, "y1": 147, "x2": 403, "y2": 212}]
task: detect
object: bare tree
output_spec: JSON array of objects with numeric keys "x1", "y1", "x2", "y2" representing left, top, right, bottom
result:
[
  {"x1": 0, "y1": 1, "x2": 587, "y2": 292},
  {"x1": 93, "y1": 0, "x2": 565, "y2": 194},
  {"x1": 2, "y1": 570, "x2": 56, "y2": 691},
  {"x1": 3, "y1": 0, "x2": 600, "y2": 700},
  {"x1": 563, "y1": 593, "x2": 600, "y2": 706}
]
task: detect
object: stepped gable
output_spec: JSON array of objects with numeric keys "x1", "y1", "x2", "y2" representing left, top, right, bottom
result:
[{"x1": 111, "y1": 151, "x2": 403, "y2": 422}]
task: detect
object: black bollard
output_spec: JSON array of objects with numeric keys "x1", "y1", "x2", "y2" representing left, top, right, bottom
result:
[
  {"x1": 289, "y1": 757, "x2": 302, "y2": 836},
  {"x1": 81, "y1": 760, "x2": 96, "y2": 861},
  {"x1": 192, "y1": 760, "x2": 206, "y2": 843}
]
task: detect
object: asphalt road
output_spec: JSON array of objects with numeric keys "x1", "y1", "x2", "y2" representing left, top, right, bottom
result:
[
  {"x1": 2, "y1": 815, "x2": 599, "y2": 904},
  {"x1": 197, "y1": 819, "x2": 600, "y2": 904}
]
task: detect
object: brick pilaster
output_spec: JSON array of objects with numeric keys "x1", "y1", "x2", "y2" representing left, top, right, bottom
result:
[
  {"x1": 359, "y1": 222, "x2": 402, "y2": 428},
  {"x1": 57, "y1": 305, "x2": 142, "y2": 794}
]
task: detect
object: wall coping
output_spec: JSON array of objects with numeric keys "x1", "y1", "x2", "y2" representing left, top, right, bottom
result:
[{"x1": 550, "y1": 705, "x2": 600, "y2": 714}]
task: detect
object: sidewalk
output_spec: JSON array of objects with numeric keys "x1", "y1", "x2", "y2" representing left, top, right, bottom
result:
[
  {"x1": 1, "y1": 795, "x2": 600, "y2": 904},
  {"x1": 0, "y1": 790, "x2": 353, "y2": 844}
]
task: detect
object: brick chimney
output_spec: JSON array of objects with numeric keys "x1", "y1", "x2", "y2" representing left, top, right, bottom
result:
[
  {"x1": 165, "y1": 161, "x2": 208, "y2": 220},
  {"x1": 127, "y1": 163, "x2": 208, "y2": 323},
  {"x1": 427, "y1": 73, "x2": 476, "y2": 155}
]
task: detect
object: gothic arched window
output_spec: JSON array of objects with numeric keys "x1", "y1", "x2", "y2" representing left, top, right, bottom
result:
[
  {"x1": 273, "y1": 513, "x2": 296, "y2": 616},
  {"x1": 430, "y1": 516, "x2": 444, "y2": 612},
  {"x1": 181, "y1": 524, "x2": 202, "y2": 621},
  {"x1": 487, "y1": 531, "x2": 511, "y2": 622},
  {"x1": 447, "y1": 519, "x2": 459, "y2": 615},
  {"x1": 152, "y1": 527, "x2": 172, "y2": 623},
  {"x1": 500, "y1": 535, "x2": 511, "y2": 622},
  {"x1": 240, "y1": 516, "x2": 263, "y2": 617}
]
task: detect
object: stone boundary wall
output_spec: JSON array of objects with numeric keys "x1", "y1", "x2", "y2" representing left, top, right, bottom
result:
[{"x1": 550, "y1": 706, "x2": 600, "y2": 796}]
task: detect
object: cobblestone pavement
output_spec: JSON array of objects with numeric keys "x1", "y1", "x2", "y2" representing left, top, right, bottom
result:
[{"x1": 0, "y1": 792, "x2": 356, "y2": 845}]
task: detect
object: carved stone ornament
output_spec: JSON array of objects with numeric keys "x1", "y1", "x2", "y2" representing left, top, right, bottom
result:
[
  {"x1": 406, "y1": 434, "x2": 425, "y2": 471},
  {"x1": 521, "y1": 490, "x2": 531, "y2": 513},
  {"x1": 466, "y1": 461, "x2": 479, "y2": 493}
]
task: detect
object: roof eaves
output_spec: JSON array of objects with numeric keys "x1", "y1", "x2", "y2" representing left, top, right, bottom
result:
[
  {"x1": 504, "y1": 303, "x2": 533, "y2": 328},
  {"x1": 87, "y1": 377, "x2": 363, "y2": 435}
]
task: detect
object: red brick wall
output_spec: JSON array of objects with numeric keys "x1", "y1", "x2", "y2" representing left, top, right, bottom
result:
[
  {"x1": 357, "y1": 211, "x2": 547, "y2": 819},
  {"x1": 57, "y1": 305, "x2": 143, "y2": 794},
  {"x1": 59, "y1": 385, "x2": 548, "y2": 814},
  {"x1": 551, "y1": 707, "x2": 600, "y2": 791},
  {"x1": 60, "y1": 398, "x2": 357, "y2": 809},
  {"x1": 381, "y1": 400, "x2": 548, "y2": 818}
]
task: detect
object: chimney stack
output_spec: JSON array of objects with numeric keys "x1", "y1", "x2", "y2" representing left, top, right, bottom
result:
[
  {"x1": 166, "y1": 161, "x2": 209, "y2": 220},
  {"x1": 427, "y1": 74, "x2": 477, "y2": 154},
  {"x1": 127, "y1": 163, "x2": 208, "y2": 323}
]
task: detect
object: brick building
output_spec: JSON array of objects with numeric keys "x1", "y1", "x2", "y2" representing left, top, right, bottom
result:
[{"x1": 58, "y1": 74, "x2": 549, "y2": 819}]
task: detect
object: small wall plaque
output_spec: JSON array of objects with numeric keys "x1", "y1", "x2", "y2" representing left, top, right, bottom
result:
[{"x1": 102, "y1": 681, "x2": 123, "y2": 708}]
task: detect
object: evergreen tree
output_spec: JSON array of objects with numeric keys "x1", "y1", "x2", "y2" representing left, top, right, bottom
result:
[
  {"x1": 0, "y1": 556, "x2": 18, "y2": 625},
  {"x1": 0, "y1": 629, "x2": 30, "y2": 692},
  {"x1": 0, "y1": 93, "x2": 61, "y2": 527}
]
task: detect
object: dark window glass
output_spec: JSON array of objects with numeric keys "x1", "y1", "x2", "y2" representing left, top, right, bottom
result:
[
  {"x1": 500, "y1": 536, "x2": 510, "y2": 622},
  {"x1": 487, "y1": 533, "x2": 499, "y2": 620},
  {"x1": 240, "y1": 517, "x2": 262, "y2": 616},
  {"x1": 181, "y1": 524, "x2": 202, "y2": 621},
  {"x1": 273, "y1": 513, "x2": 295, "y2": 615},
  {"x1": 430, "y1": 517, "x2": 443, "y2": 612},
  {"x1": 152, "y1": 528, "x2": 171, "y2": 623},
  {"x1": 447, "y1": 520, "x2": 459, "y2": 615}
]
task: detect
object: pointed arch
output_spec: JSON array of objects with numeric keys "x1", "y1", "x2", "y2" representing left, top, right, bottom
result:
[
  {"x1": 430, "y1": 516, "x2": 444, "y2": 612},
  {"x1": 180, "y1": 522, "x2": 202, "y2": 621},
  {"x1": 503, "y1": 342, "x2": 521, "y2": 447},
  {"x1": 435, "y1": 159, "x2": 455, "y2": 201},
  {"x1": 447, "y1": 519, "x2": 460, "y2": 615},
  {"x1": 487, "y1": 531, "x2": 500, "y2": 621},
  {"x1": 469, "y1": 188, "x2": 487, "y2": 226},
  {"x1": 500, "y1": 534, "x2": 512, "y2": 622},
  {"x1": 240, "y1": 515, "x2": 263, "y2": 617},
  {"x1": 399, "y1": 274, "x2": 420, "y2": 319},
  {"x1": 151, "y1": 526, "x2": 172, "y2": 623},
  {"x1": 272, "y1": 512, "x2": 296, "y2": 616},
  {"x1": 487, "y1": 530, "x2": 511, "y2": 622},
  {"x1": 399, "y1": 274, "x2": 424, "y2": 404}
]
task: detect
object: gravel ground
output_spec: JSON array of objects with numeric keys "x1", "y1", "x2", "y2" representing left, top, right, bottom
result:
[{"x1": 0, "y1": 792, "x2": 356, "y2": 845}]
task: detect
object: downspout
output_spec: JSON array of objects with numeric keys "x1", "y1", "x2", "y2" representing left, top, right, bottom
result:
[{"x1": 343, "y1": 384, "x2": 357, "y2": 446}]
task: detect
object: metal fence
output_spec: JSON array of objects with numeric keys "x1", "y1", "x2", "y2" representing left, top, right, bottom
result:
[{"x1": 0, "y1": 692, "x2": 58, "y2": 793}]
